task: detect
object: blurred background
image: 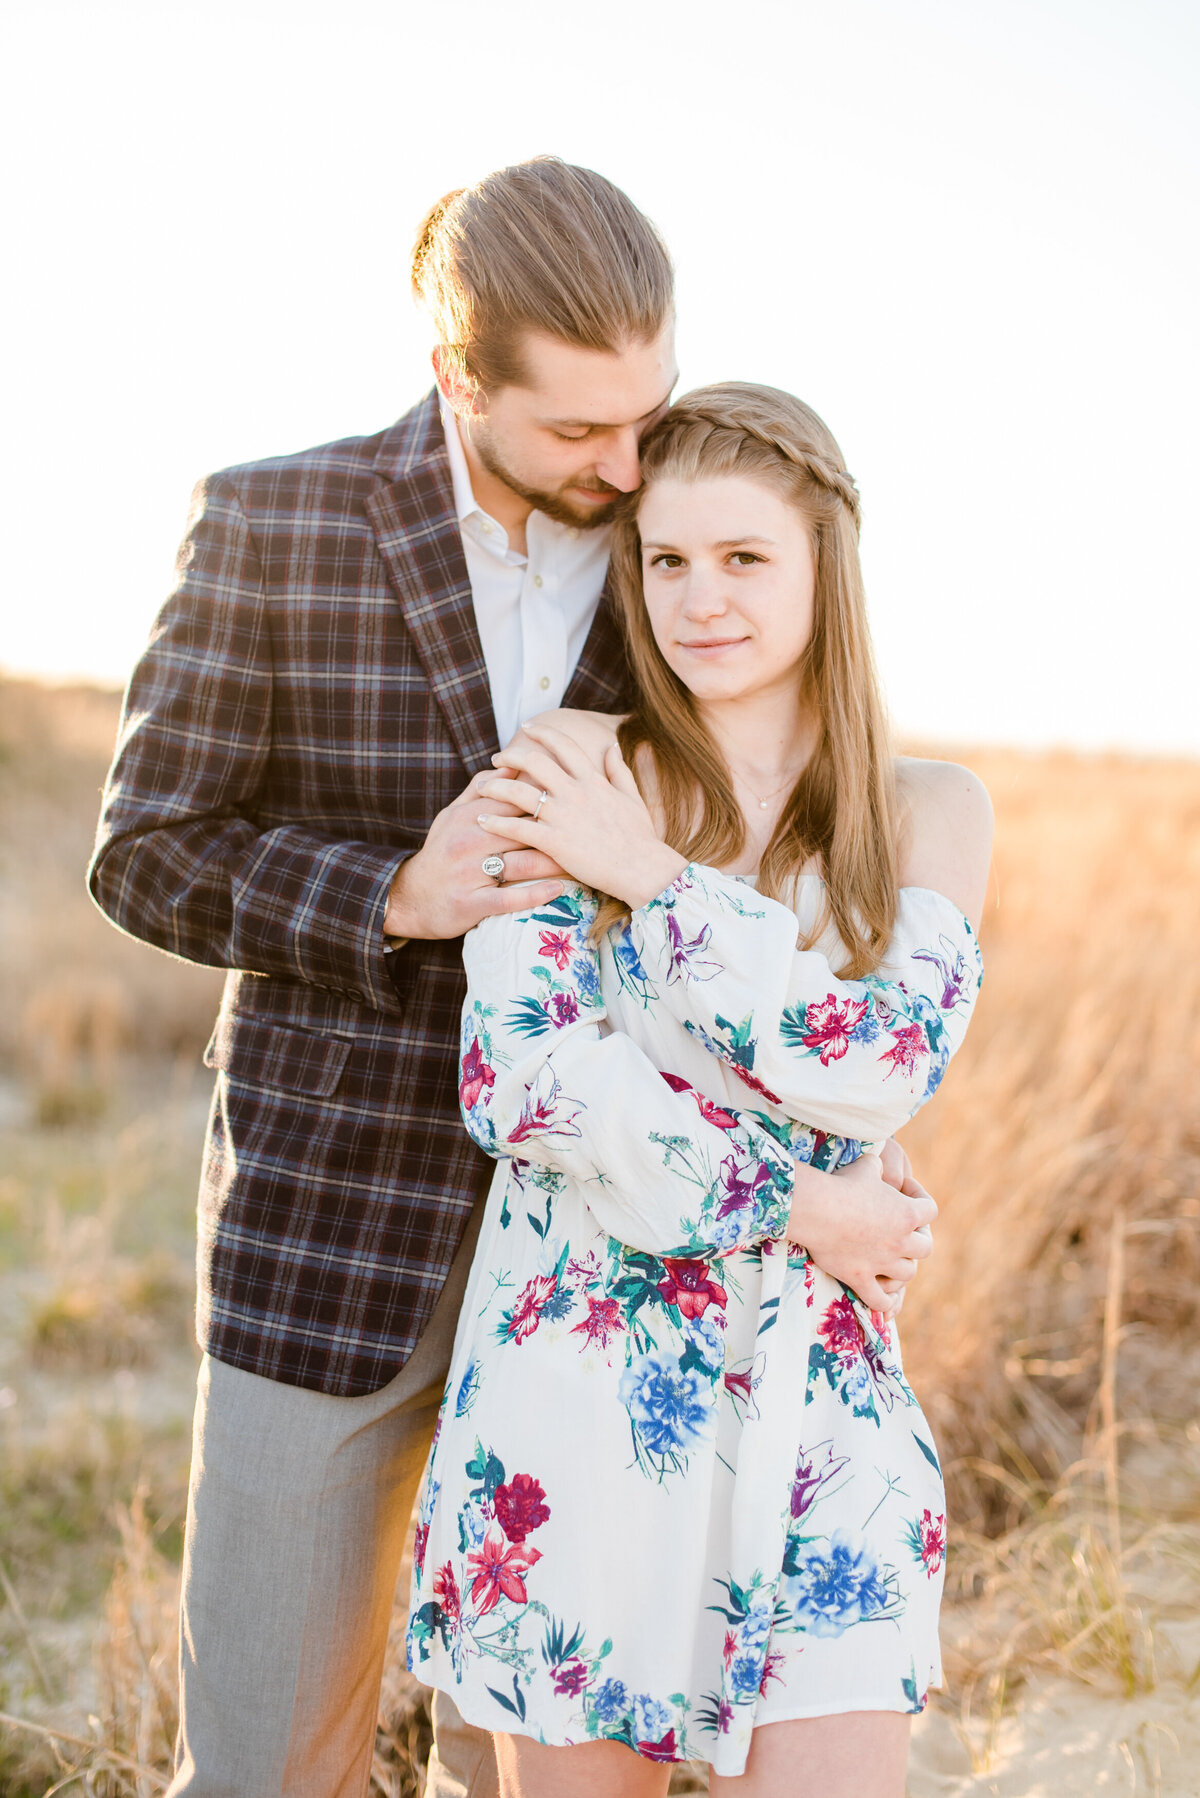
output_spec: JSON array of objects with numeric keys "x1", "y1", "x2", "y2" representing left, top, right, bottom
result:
[{"x1": 1, "y1": 2, "x2": 1198, "y2": 1792}]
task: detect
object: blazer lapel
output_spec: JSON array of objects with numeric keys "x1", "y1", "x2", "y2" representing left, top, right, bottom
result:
[{"x1": 366, "y1": 393, "x2": 500, "y2": 774}]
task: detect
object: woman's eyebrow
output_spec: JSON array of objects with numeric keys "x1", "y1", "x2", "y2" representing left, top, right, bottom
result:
[{"x1": 641, "y1": 536, "x2": 778, "y2": 551}]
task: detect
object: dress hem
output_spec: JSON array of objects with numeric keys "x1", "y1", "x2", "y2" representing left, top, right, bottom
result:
[{"x1": 409, "y1": 1674, "x2": 942, "y2": 1774}]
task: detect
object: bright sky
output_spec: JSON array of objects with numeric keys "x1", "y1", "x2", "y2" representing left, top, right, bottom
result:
[{"x1": 2, "y1": 0, "x2": 1197, "y2": 752}]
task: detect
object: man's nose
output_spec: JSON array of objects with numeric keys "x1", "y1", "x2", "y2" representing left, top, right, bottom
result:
[{"x1": 594, "y1": 427, "x2": 642, "y2": 494}]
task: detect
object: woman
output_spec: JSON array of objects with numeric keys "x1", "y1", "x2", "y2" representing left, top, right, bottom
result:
[{"x1": 408, "y1": 384, "x2": 992, "y2": 1796}]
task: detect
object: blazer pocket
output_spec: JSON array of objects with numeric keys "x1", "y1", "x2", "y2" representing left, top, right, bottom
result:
[{"x1": 204, "y1": 1016, "x2": 353, "y2": 1100}]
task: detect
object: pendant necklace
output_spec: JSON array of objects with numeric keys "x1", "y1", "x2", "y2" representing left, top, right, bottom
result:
[{"x1": 731, "y1": 766, "x2": 805, "y2": 811}]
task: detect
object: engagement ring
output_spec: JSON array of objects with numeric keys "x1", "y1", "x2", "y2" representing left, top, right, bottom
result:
[
  {"x1": 533, "y1": 790, "x2": 549, "y2": 822},
  {"x1": 481, "y1": 854, "x2": 506, "y2": 884}
]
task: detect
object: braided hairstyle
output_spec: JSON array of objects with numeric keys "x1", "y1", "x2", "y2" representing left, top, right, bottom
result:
[{"x1": 601, "y1": 383, "x2": 898, "y2": 978}]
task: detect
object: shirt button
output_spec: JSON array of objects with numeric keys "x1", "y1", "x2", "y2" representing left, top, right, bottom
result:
[
  {"x1": 539, "y1": 676, "x2": 551, "y2": 690},
  {"x1": 533, "y1": 574, "x2": 544, "y2": 588},
  {"x1": 481, "y1": 521, "x2": 493, "y2": 535}
]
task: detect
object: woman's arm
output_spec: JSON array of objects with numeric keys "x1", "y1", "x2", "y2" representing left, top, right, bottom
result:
[
  {"x1": 460, "y1": 886, "x2": 796, "y2": 1262},
  {"x1": 463, "y1": 887, "x2": 937, "y2": 1308},
  {"x1": 477, "y1": 731, "x2": 991, "y2": 1140}
]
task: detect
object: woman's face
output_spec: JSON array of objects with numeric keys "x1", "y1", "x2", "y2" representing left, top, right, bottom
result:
[{"x1": 637, "y1": 475, "x2": 816, "y2": 708}]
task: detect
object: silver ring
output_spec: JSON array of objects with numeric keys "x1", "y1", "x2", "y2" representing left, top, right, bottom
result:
[
  {"x1": 481, "y1": 854, "x2": 506, "y2": 884},
  {"x1": 532, "y1": 789, "x2": 549, "y2": 822}
]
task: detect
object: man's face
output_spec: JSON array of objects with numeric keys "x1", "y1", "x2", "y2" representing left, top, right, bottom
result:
[{"x1": 451, "y1": 327, "x2": 678, "y2": 528}]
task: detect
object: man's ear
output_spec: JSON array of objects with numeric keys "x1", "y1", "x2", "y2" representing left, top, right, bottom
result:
[{"x1": 432, "y1": 346, "x2": 484, "y2": 420}]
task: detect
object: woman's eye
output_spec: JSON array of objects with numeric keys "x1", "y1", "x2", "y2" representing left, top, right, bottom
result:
[
  {"x1": 553, "y1": 428, "x2": 591, "y2": 442},
  {"x1": 731, "y1": 552, "x2": 763, "y2": 566},
  {"x1": 648, "y1": 554, "x2": 684, "y2": 569}
]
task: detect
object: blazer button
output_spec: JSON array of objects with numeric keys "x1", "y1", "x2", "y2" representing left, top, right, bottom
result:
[{"x1": 346, "y1": 987, "x2": 364, "y2": 1001}]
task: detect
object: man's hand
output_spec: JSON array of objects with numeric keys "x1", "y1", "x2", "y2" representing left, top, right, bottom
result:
[
  {"x1": 384, "y1": 770, "x2": 567, "y2": 940},
  {"x1": 788, "y1": 1148, "x2": 936, "y2": 1316}
]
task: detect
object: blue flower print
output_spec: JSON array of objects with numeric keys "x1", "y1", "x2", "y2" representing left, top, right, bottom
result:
[
  {"x1": 686, "y1": 1316, "x2": 726, "y2": 1371},
  {"x1": 540, "y1": 1283, "x2": 576, "y2": 1323},
  {"x1": 739, "y1": 1597, "x2": 774, "y2": 1650},
  {"x1": 592, "y1": 1677, "x2": 630, "y2": 1723},
  {"x1": 785, "y1": 1531, "x2": 893, "y2": 1638},
  {"x1": 570, "y1": 954, "x2": 601, "y2": 1008},
  {"x1": 633, "y1": 1693, "x2": 671, "y2": 1741},
  {"x1": 619, "y1": 1351, "x2": 717, "y2": 1456},
  {"x1": 729, "y1": 1651, "x2": 764, "y2": 1697},
  {"x1": 455, "y1": 1360, "x2": 482, "y2": 1417}
]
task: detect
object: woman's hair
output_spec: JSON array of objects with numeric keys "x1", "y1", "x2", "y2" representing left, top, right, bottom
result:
[
  {"x1": 411, "y1": 158, "x2": 674, "y2": 396},
  {"x1": 601, "y1": 382, "x2": 898, "y2": 978}
]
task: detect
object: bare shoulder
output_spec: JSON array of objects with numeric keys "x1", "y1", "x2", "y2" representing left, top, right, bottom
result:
[
  {"x1": 519, "y1": 707, "x2": 624, "y2": 771},
  {"x1": 893, "y1": 757, "x2": 993, "y2": 927}
]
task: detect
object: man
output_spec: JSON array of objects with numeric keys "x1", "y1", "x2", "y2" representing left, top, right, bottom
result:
[{"x1": 90, "y1": 157, "x2": 676, "y2": 1797}]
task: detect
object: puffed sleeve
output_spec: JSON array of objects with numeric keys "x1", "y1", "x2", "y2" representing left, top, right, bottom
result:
[
  {"x1": 459, "y1": 887, "x2": 808, "y2": 1261},
  {"x1": 620, "y1": 863, "x2": 983, "y2": 1142}
]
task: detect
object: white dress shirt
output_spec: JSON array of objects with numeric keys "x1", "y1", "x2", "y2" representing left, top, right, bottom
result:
[{"x1": 439, "y1": 394, "x2": 612, "y2": 748}]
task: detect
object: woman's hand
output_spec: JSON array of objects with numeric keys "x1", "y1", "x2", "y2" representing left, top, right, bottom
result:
[
  {"x1": 475, "y1": 723, "x2": 687, "y2": 910},
  {"x1": 788, "y1": 1150, "x2": 936, "y2": 1316}
]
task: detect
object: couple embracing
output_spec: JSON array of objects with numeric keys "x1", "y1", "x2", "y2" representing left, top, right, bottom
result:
[{"x1": 91, "y1": 157, "x2": 991, "y2": 1798}]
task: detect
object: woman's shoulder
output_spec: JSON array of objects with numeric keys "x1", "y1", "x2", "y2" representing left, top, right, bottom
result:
[{"x1": 892, "y1": 756, "x2": 994, "y2": 928}]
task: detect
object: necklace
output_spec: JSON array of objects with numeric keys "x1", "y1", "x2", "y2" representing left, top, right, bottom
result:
[{"x1": 730, "y1": 765, "x2": 805, "y2": 810}]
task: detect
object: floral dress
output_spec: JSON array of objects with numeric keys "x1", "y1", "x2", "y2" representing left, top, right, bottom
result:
[{"x1": 407, "y1": 865, "x2": 982, "y2": 1776}]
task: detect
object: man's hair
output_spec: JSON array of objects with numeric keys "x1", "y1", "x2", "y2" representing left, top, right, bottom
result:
[{"x1": 411, "y1": 157, "x2": 673, "y2": 393}]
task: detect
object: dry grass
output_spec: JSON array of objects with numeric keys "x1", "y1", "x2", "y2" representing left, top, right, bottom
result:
[{"x1": 1, "y1": 678, "x2": 1198, "y2": 1793}]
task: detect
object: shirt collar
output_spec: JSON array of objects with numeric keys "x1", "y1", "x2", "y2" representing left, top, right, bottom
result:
[{"x1": 438, "y1": 390, "x2": 484, "y2": 527}]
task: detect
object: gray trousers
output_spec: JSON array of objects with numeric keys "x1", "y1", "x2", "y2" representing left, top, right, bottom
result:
[{"x1": 169, "y1": 1209, "x2": 498, "y2": 1798}]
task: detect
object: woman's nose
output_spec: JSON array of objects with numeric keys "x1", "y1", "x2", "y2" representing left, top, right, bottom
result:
[{"x1": 680, "y1": 571, "x2": 729, "y2": 619}]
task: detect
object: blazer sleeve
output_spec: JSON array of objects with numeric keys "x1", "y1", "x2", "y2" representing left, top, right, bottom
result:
[
  {"x1": 621, "y1": 863, "x2": 984, "y2": 1141},
  {"x1": 459, "y1": 888, "x2": 807, "y2": 1261},
  {"x1": 87, "y1": 474, "x2": 405, "y2": 1010}
]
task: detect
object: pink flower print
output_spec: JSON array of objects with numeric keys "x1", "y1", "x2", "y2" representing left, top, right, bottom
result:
[
  {"x1": 552, "y1": 1659, "x2": 588, "y2": 1696},
  {"x1": 508, "y1": 1069, "x2": 584, "y2": 1144},
  {"x1": 801, "y1": 994, "x2": 870, "y2": 1066},
  {"x1": 722, "y1": 1629, "x2": 738, "y2": 1668},
  {"x1": 550, "y1": 991, "x2": 580, "y2": 1027},
  {"x1": 466, "y1": 1525, "x2": 540, "y2": 1614},
  {"x1": 665, "y1": 911, "x2": 721, "y2": 982},
  {"x1": 716, "y1": 1698, "x2": 734, "y2": 1735},
  {"x1": 432, "y1": 1561, "x2": 461, "y2": 1624},
  {"x1": 570, "y1": 1294, "x2": 626, "y2": 1352},
  {"x1": 759, "y1": 1649, "x2": 786, "y2": 1694},
  {"x1": 790, "y1": 1438, "x2": 851, "y2": 1521},
  {"x1": 916, "y1": 1509, "x2": 946, "y2": 1577},
  {"x1": 912, "y1": 938, "x2": 970, "y2": 1009},
  {"x1": 660, "y1": 1070, "x2": 740, "y2": 1131},
  {"x1": 493, "y1": 1473, "x2": 550, "y2": 1544},
  {"x1": 818, "y1": 1293, "x2": 865, "y2": 1361},
  {"x1": 538, "y1": 928, "x2": 574, "y2": 970},
  {"x1": 869, "y1": 1308, "x2": 893, "y2": 1346},
  {"x1": 637, "y1": 1728, "x2": 680, "y2": 1763},
  {"x1": 459, "y1": 1037, "x2": 495, "y2": 1111},
  {"x1": 879, "y1": 1022, "x2": 929, "y2": 1079},
  {"x1": 657, "y1": 1258, "x2": 728, "y2": 1321},
  {"x1": 506, "y1": 1275, "x2": 558, "y2": 1343},
  {"x1": 717, "y1": 1153, "x2": 774, "y2": 1219},
  {"x1": 413, "y1": 1522, "x2": 429, "y2": 1576},
  {"x1": 724, "y1": 1367, "x2": 754, "y2": 1405}
]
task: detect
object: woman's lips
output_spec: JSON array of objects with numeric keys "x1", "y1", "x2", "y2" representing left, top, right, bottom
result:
[{"x1": 678, "y1": 638, "x2": 749, "y2": 654}]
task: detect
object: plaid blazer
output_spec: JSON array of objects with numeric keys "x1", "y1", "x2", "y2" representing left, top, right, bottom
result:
[{"x1": 89, "y1": 390, "x2": 632, "y2": 1396}]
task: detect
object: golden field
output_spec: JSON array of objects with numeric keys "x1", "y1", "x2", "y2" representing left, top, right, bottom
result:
[{"x1": 0, "y1": 676, "x2": 1198, "y2": 1795}]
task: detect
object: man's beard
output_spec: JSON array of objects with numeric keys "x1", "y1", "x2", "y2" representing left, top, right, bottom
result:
[{"x1": 473, "y1": 428, "x2": 621, "y2": 530}]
